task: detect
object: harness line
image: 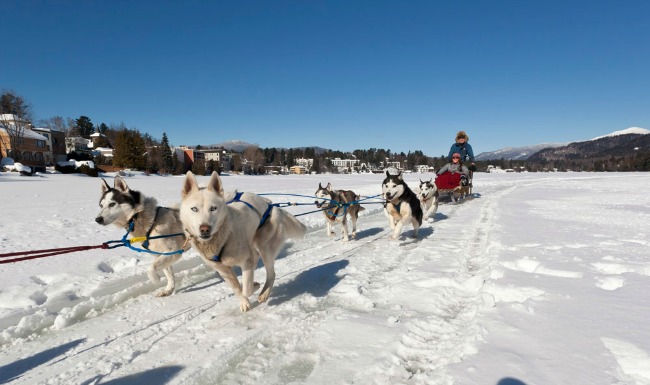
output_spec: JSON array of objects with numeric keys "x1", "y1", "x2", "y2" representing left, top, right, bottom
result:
[{"x1": 2, "y1": 193, "x2": 385, "y2": 265}]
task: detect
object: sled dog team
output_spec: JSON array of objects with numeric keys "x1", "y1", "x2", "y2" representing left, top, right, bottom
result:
[{"x1": 95, "y1": 170, "x2": 438, "y2": 310}]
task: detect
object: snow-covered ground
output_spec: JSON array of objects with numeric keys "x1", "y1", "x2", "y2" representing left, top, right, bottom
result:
[{"x1": 0, "y1": 171, "x2": 649, "y2": 385}]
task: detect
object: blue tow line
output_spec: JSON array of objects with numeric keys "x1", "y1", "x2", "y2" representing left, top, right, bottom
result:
[{"x1": 103, "y1": 221, "x2": 185, "y2": 256}]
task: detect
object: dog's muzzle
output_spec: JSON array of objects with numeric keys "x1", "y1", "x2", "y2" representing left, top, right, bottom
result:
[{"x1": 199, "y1": 224, "x2": 212, "y2": 239}]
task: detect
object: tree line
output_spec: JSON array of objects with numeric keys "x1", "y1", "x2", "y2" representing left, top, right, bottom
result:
[{"x1": 3, "y1": 89, "x2": 649, "y2": 174}]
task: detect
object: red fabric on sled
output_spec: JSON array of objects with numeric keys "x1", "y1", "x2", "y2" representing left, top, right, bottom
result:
[{"x1": 435, "y1": 172, "x2": 462, "y2": 190}]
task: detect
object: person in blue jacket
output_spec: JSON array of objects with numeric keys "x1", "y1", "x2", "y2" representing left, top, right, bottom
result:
[{"x1": 447, "y1": 130, "x2": 476, "y2": 171}]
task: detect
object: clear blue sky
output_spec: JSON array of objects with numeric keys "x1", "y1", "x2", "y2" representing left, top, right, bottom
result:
[{"x1": 2, "y1": 0, "x2": 649, "y2": 156}]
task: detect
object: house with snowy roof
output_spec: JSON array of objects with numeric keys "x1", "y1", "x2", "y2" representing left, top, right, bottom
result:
[{"x1": 0, "y1": 114, "x2": 49, "y2": 172}]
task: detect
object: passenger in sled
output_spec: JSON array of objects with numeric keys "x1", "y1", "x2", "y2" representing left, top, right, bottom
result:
[
  {"x1": 435, "y1": 152, "x2": 470, "y2": 191},
  {"x1": 447, "y1": 130, "x2": 476, "y2": 172}
]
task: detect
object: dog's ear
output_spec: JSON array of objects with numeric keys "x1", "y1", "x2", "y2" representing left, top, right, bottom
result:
[
  {"x1": 318, "y1": 182, "x2": 323, "y2": 189},
  {"x1": 182, "y1": 171, "x2": 199, "y2": 199},
  {"x1": 206, "y1": 171, "x2": 224, "y2": 197},
  {"x1": 100, "y1": 178, "x2": 111, "y2": 194},
  {"x1": 326, "y1": 182, "x2": 332, "y2": 191},
  {"x1": 397, "y1": 171, "x2": 403, "y2": 180},
  {"x1": 386, "y1": 170, "x2": 390, "y2": 177},
  {"x1": 114, "y1": 176, "x2": 129, "y2": 193}
]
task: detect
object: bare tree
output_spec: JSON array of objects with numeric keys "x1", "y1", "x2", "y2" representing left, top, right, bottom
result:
[
  {"x1": 0, "y1": 91, "x2": 34, "y2": 161},
  {"x1": 243, "y1": 145, "x2": 264, "y2": 174},
  {"x1": 38, "y1": 116, "x2": 67, "y2": 132}
]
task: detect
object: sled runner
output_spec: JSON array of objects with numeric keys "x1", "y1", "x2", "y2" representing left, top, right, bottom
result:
[{"x1": 434, "y1": 171, "x2": 473, "y2": 203}]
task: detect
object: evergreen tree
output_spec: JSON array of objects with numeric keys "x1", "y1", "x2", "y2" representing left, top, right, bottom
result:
[
  {"x1": 146, "y1": 146, "x2": 161, "y2": 174},
  {"x1": 113, "y1": 128, "x2": 146, "y2": 169},
  {"x1": 192, "y1": 159, "x2": 206, "y2": 175},
  {"x1": 171, "y1": 153, "x2": 184, "y2": 174},
  {"x1": 75, "y1": 116, "x2": 94, "y2": 138},
  {"x1": 160, "y1": 132, "x2": 173, "y2": 174}
]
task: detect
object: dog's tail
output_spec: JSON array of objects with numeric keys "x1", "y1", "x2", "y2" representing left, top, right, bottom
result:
[
  {"x1": 354, "y1": 194, "x2": 366, "y2": 211},
  {"x1": 274, "y1": 207, "x2": 307, "y2": 239}
]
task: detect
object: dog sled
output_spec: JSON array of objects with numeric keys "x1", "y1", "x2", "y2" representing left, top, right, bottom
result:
[{"x1": 434, "y1": 171, "x2": 473, "y2": 203}]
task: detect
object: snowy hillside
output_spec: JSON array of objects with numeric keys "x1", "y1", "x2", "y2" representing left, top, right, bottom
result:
[
  {"x1": 590, "y1": 127, "x2": 650, "y2": 140},
  {"x1": 475, "y1": 143, "x2": 567, "y2": 161},
  {"x1": 1, "y1": 171, "x2": 649, "y2": 385},
  {"x1": 477, "y1": 127, "x2": 649, "y2": 161}
]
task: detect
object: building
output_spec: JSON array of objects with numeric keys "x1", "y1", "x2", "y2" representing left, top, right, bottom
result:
[
  {"x1": 290, "y1": 165, "x2": 308, "y2": 174},
  {"x1": 0, "y1": 114, "x2": 49, "y2": 172},
  {"x1": 175, "y1": 147, "x2": 232, "y2": 173},
  {"x1": 416, "y1": 164, "x2": 435, "y2": 173},
  {"x1": 65, "y1": 137, "x2": 92, "y2": 155},
  {"x1": 31, "y1": 127, "x2": 67, "y2": 164},
  {"x1": 385, "y1": 161, "x2": 401, "y2": 170},
  {"x1": 295, "y1": 158, "x2": 313, "y2": 170},
  {"x1": 330, "y1": 158, "x2": 360, "y2": 173}
]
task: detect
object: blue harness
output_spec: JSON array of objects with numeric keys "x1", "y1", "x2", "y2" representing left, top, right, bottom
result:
[{"x1": 211, "y1": 192, "x2": 274, "y2": 262}]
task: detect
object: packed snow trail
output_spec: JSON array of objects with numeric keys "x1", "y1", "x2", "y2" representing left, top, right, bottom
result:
[{"x1": 1, "y1": 177, "x2": 519, "y2": 384}]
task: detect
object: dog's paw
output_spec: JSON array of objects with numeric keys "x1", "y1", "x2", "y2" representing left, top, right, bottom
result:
[
  {"x1": 258, "y1": 289, "x2": 271, "y2": 303},
  {"x1": 155, "y1": 289, "x2": 173, "y2": 297},
  {"x1": 240, "y1": 299, "x2": 252, "y2": 312},
  {"x1": 427, "y1": 217, "x2": 434, "y2": 223}
]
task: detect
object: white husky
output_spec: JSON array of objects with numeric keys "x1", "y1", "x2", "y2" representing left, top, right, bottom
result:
[
  {"x1": 180, "y1": 171, "x2": 307, "y2": 312},
  {"x1": 95, "y1": 176, "x2": 187, "y2": 297},
  {"x1": 417, "y1": 178, "x2": 439, "y2": 222}
]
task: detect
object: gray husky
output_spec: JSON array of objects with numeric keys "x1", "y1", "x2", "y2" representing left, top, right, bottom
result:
[
  {"x1": 95, "y1": 176, "x2": 187, "y2": 297},
  {"x1": 382, "y1": 171, "x2": 423, "y2": 240},
  {"x1": 314, "y1": 182, "x2": 365, "y2": 241},
  {"x1": 180, "y1": 171, "x2": 307, "y2": 312},
  {"x1": 417, "y1": 178, "x2": 439, "y2": 222}
]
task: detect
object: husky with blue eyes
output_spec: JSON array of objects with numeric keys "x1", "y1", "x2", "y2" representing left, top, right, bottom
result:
[
  {"x1": 95, "y1": 176, "x2": 188, "y2": 297},
  {"x1": 180, "y1": 171, "x2": 306, "y2": 312}
]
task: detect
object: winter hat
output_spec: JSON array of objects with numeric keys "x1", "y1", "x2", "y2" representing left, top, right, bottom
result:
[{"x1": 455, "y1": 131, "x2": 469, "y2": 142}]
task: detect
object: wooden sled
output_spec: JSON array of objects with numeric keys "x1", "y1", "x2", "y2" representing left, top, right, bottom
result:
[{"x1": 435, "y1": 171, "x2": 473, "y2": 203}]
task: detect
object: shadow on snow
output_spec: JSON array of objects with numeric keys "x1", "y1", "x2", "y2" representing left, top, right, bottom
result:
[
  {"x1": 0, "y1": 338, "x2": 86, "y2": 384},
  {"x1": 80, "y1": 365, "x2": 184, "y2": 385},
  {"x1": 268, "y1": 260, "x2": 349, "y2": 306}
]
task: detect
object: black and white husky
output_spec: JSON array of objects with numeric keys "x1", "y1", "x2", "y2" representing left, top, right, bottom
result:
[
  {"x1": 382, "y1": 171, "x2": 423, "y2": 240},
  {"x1": 180, "y1": 171, "x2": 307, "y2": 312},
  {"x1": 417, "y1": 178, "x2": 439, "y2": 222},
  {"x1": 314, "y1": 182, "x2": 365, "y2": 241},
  {"x1": 95, "y1": 176, "x2": 188, "y2": 297}
]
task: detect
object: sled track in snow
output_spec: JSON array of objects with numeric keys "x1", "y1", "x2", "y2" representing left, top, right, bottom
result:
[{"x1": 365, "y1": 183, "x2": 520, "y2": 384}]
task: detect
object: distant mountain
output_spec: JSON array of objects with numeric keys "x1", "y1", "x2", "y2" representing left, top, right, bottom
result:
[
  {"x1": 475, "y1": 143, "x2": 567, "y2": 161},
  {"x1": 528, "y1": 127, "x2": 650, "y2": 162},
  {"x1": 476, "y1": 127, "x2": 650, "y2": 161},
  {"x1": 207, "y1": 140, "x2": 331, "y2": 154},
  {"x1": 590, "y1": 127, "x2": 650, "y2": 141},
  {"x1": 209, "y1": 140, "x2": 259, "y2": 152}
]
